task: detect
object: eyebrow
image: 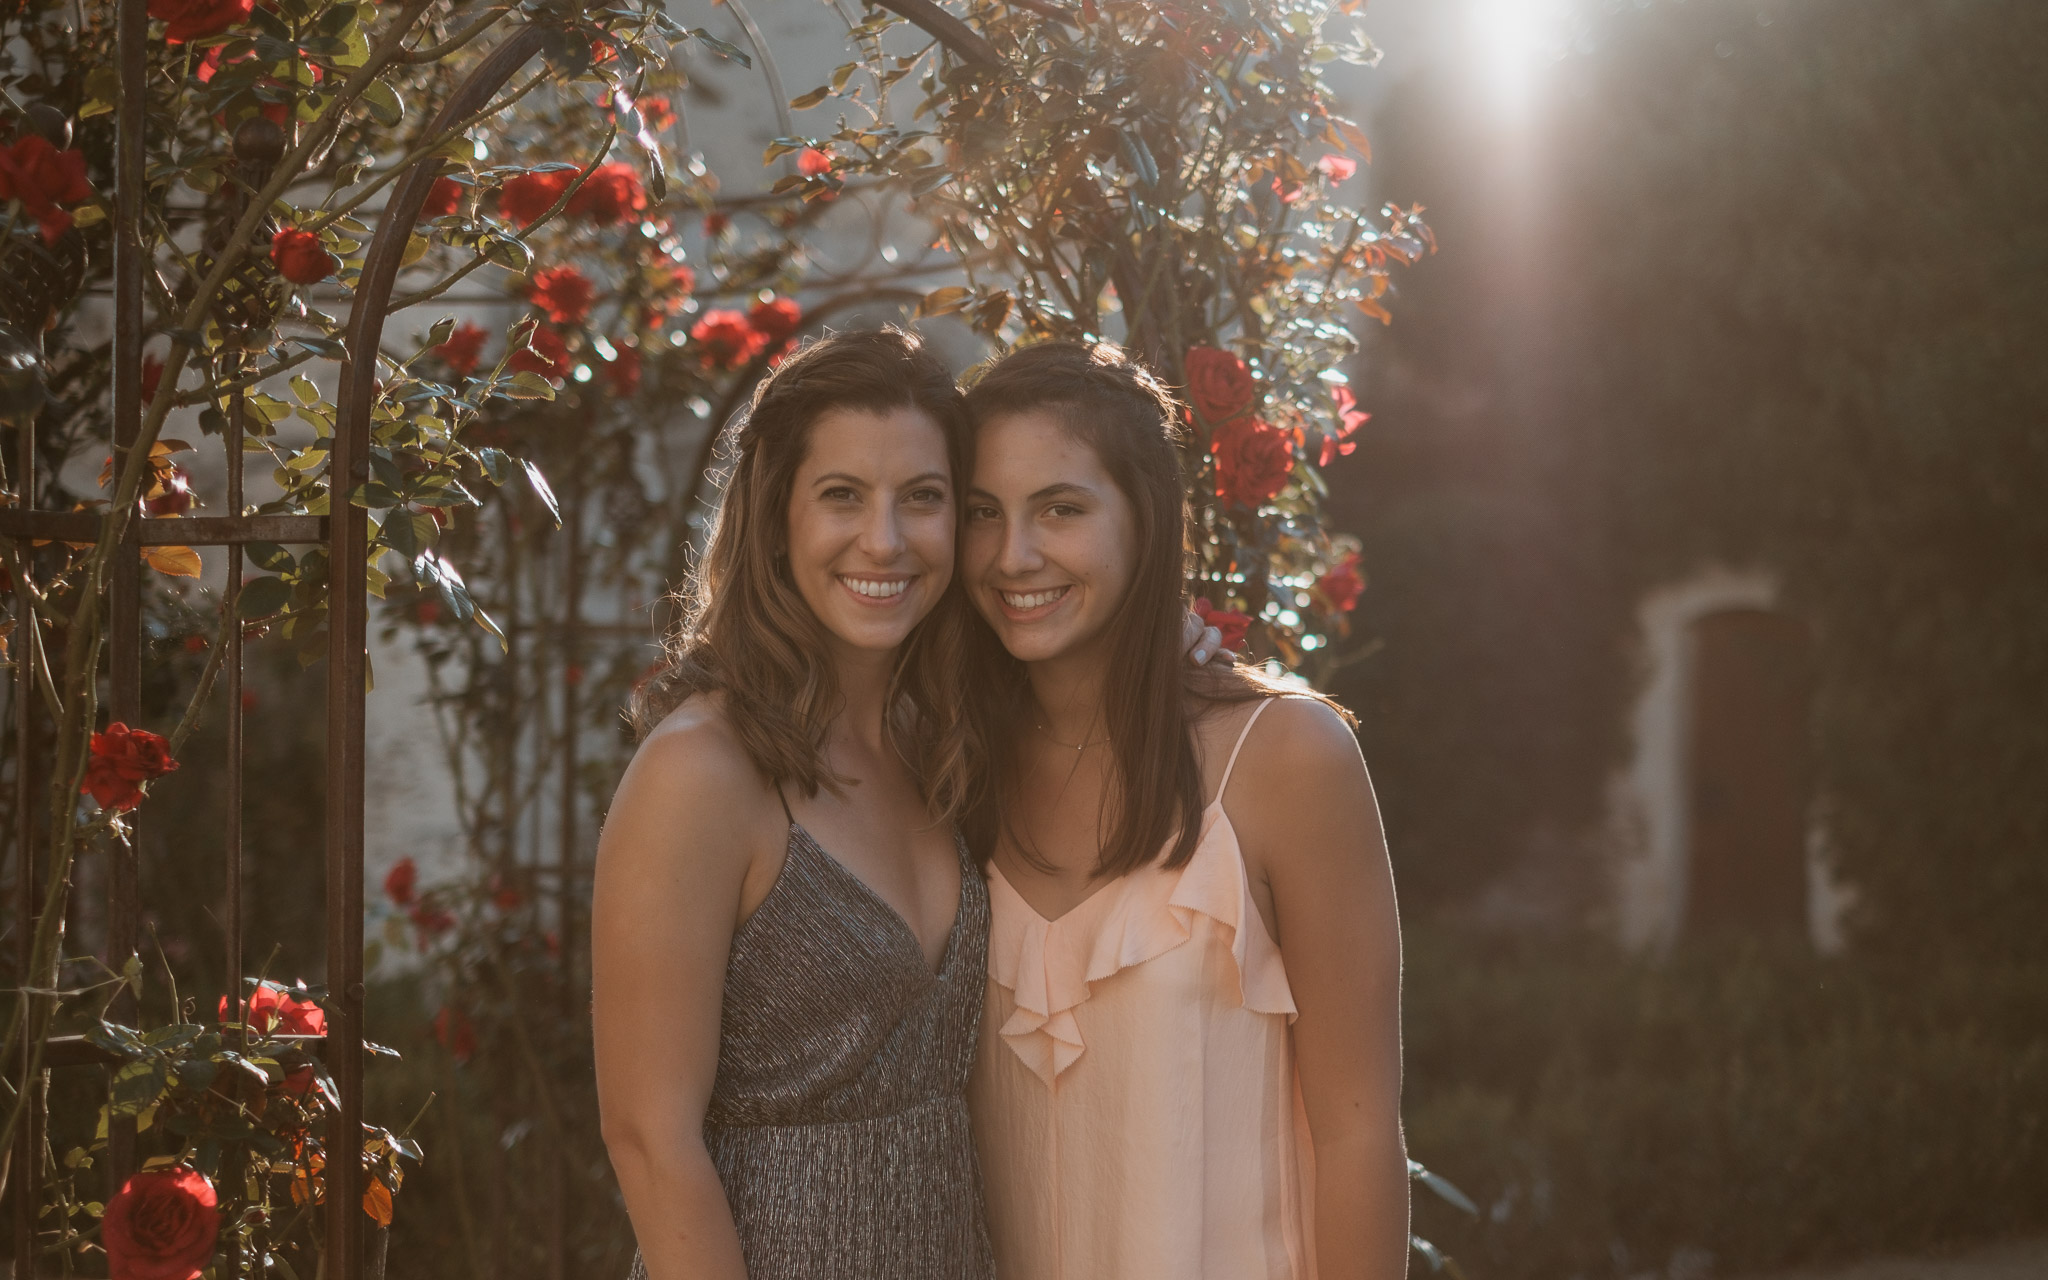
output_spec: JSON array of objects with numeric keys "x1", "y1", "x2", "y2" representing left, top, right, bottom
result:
[
  {"x1": 966, "y1": 481, "x2": 1096, "y2": 503},
  {"x1": 813, "y1": 471, "x2": 951, "y2": 489}
]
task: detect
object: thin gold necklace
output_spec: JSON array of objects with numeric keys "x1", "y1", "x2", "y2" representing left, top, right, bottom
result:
[{"x1": 1035, "y1": 720, "x2": 1110, "y2": 751}]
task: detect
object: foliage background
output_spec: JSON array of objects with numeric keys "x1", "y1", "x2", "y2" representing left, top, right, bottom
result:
[{"x1": 7, "y1": 0, "x2": 2047, "y2": 1276}]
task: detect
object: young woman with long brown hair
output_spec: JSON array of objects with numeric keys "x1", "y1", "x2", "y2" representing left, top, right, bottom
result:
[
  {"x1": 593, "y1": 327, "x2": 993, "y2": 1280},
  {"x1": 956, "y1": 341, "x2": 1410, "y2": 1280}
]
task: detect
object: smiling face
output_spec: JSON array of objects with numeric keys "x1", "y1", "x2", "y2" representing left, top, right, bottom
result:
[
  {"x1": 785, "y1": 404, "x2": 956, "y2": 659},
  {"x1": 963, "y1": 408, "x2": 1140, "y2": 667}
]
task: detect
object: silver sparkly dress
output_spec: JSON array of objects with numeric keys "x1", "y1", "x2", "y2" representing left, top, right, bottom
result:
[{"x1": 630, "y1": 821, "x2": 994, "y2": 1280}]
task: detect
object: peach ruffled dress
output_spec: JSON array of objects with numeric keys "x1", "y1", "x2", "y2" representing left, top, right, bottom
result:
[{"x1": 970, "y1": 699, "x2": 1318, "y2": 1280}]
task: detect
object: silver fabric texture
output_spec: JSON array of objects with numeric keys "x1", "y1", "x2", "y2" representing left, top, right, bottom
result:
[{"x1": 628, "y1": 824, "x2": 994, "y2": 1280}]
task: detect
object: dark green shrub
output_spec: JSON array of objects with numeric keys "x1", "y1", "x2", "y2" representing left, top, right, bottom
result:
[{"x1": 1403, "y1": 927, "x2": 2048, "y2": 1278}]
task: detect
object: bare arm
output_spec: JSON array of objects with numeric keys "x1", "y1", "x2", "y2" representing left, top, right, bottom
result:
[
  {"x1": 1236, "y1": 698, "x2": 1409, "y2": 1280},
  {"x1": 593, "y1": 711, "x2": 775, "y2": 1280}
]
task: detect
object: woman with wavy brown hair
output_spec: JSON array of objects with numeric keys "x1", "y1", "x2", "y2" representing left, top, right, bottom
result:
[
  {"x1": 955, "y1": 341, "x2": 1410, "y2": 1280},
  {"x1": 592, "y1": 326, "x2": 994, "y2": 1280}
]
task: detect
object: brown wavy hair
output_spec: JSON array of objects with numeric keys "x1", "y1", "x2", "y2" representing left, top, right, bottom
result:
[
  {"x1": 632, "y1": 327, "x2": 974, "y2": 813},
  {"x1": 953, "y1": 341, "x2": 1345, "y2": 877}
]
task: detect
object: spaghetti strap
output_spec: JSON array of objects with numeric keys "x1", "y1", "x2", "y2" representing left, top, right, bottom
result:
[
  {"x1": 773, "y1": 781, "x2": 793, "y2": 826},
  {"x1": 1215, "y1": 697, "x2": 1277, "y2": 801}
]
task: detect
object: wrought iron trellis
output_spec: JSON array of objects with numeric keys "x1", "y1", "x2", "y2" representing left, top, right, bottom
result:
[
  {"x1": 2, "y1": 0, "x2": 994, "y2": 1271},
  {"x1": 0, "y1": 4, "x2": 552, "y2": 1275}
]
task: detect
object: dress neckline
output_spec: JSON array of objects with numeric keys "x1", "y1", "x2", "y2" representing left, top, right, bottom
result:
[
  {"x1": 985, "y1": 698, "x2": 1278, "y2": 927},
  {"x1": 985, "y1": 798, "x2": 1233, "y2": 927},
  {"x1": 784, "y1": 821, "x2": 968, "y2": 979}
]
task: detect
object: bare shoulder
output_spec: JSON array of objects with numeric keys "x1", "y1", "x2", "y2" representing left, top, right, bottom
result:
[
  {"x1": 601, "y1": 691, "x2": 783, "y2": 873},
  {"x1": 1201, "y1": 693, "x2": 1362, "y2": 780},
  {"x1": 1242, "y1": 695, "x2": 1364, "y2": 773},
  {"x1": 1223, "y1": 695, "x2": 1379, "y2": 842}
]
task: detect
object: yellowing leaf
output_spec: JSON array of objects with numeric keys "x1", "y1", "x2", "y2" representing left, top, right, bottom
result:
[
  {"x1": 363, "y1": 1177, "x2": 393, "y2": 1226},
  {"x1": 917, "y1": 286, "x2": 972, "y2": 317},
  {"x1": 142, "y1": 545, "x2": 202, "y2": 578}
]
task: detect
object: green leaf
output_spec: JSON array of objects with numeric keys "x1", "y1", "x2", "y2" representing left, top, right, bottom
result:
[
  {"x1": 246, "y1": 541, "x2": 295, "y2": 573},
  {"x1": 483, "y1": 236, "x2": 532, "y2": 272},
  {"x1": 473, "y1": 447, "x2": 512, "y2": 485},
  {"x1": 521, "y1": 459, "x2": 560, "y2": 526},
  {"x1": 85, "y1": 1022, "x2": 146, "y2": 1058},
  {"x1": 290, "y1": 335, "x2": 348, "y2": 360},
  {"x1": 382, "y1": 510, "x2": 418, "y2": 559},
  {"x1": 360, "y1": 80, "x2": 404, "y2": 127},
  {"x1": 789, "y1": 85, "x2": 831, "y2": 110},
  {"x1": 141, "y1": 1024, "x2": 202, "y2": 1053},
  {"x1": 504, "y1": 371, "x2": 557, "y2": 401},
  {"x1": 687, "y1": 27, "x2": 750, "y2": 66},
  {"x1": 238, "y1": 575, "x2": 294, "y2": 620}
]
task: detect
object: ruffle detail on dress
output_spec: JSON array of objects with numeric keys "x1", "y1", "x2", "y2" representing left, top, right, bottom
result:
[{"x1": 987, "y1": 803, "x2": 1297, "y2": 1086}]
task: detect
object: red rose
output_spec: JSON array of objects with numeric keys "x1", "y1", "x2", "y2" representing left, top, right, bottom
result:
[
  {"x1": 528, "y1": 265, "x2": 594, "y2": 325},
  {"x1": 410, "y1": 903, "x2": 456, "y2": 948},
  {"x1": 221, "y1": 981, "x2": 325, "y2": 1036},
  {"x1": 1318, "y1": 553, "x2": 1365, "y2": 613},
  {"x1": 434, "y1": 1006, "x2": 477, "y2": 1063},
  {"x1": 507, "y1": 325, "x2": 570, "y2": 381},
  {"x1": 1184, "y1": 345, "x2": 1255, "y2": 423},
  {"x1": 1316, "y1": 154, "x2": 1358, "y2": 182},
  {"x1": 567, "y1": 162, "x2": 646, "y2": 225},
  {"x1": 498, "y1": 169, "x2": 573, "y2": 228},
  {"x1": 638, "y1": 97, "x2": 675, "y2": 131},
  {"x1": 146, "y1": 466, "x2": 194, "y2": 517},
  {"x1": 383, "y1": 856, "x2": 417, "y2": 906},
  {"x1": 0, "y1": 135, "x2": 94, "y2": 245},
  {"x1": 1212, "y1": 416, "x2": 1293, "y2": 509},
  {"x1": 270, "y1": 227, "x2": 335, "y2": 285},
  {"x1": 602, "y1": 344, "x2": 642, "y2": 397},
  {"x1": 747, "y1": 296, "x2": 802, "y2": 350},
  {"x1": 147, "y1": 0, "x2": 251, "y2": 42},
  {"x1": 690, "y1": 309, "x2": 764, "y2": 369},
  {"x1": 103, "y1": 1167, "x2": 218, "y2": 1280},
  {"x1": 81, "y1": 722, "x2": 179, "y2": 812},
  {"x1": 797, "y1": 147, "x2": 833, "y2": 177},
  {"x1": 1193, "y1": 597, "x2": 1252, "y2": 652},
  {"x1": 420, "y1": 176, "x2": 464, "y2": 218},
  {"x1": 432, "y1": 322, "x2": 489, "y2": 376}
]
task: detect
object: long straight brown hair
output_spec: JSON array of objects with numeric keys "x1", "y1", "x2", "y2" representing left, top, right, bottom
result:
[
  {"x1": 632, "y1": 327, "x2": 975, "y2": 815},
  {"x1": 955, "y1": 341, "x2": 1312, "y2": 877}
]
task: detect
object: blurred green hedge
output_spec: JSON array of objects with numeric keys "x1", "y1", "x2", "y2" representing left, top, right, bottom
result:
[{"x1": 1402, "y1": 927, "x2": 2048, "y2": 1279}]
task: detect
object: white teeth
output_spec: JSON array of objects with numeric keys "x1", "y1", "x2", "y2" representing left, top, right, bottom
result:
[
  {"x1": 1001, "y1": 587, "x2": 1068, "y2": 611},
  {"x1": 840, "y1": 576, "x2": 910, "y2": 599}
]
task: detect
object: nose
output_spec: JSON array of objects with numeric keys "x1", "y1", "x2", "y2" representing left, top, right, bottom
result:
[
  {"x1": 996, "y1": 515, "x2": 1043, "y2": 579},
  {"x1": 856, "y1": 501, "x2": 906, "y2": 562}
]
